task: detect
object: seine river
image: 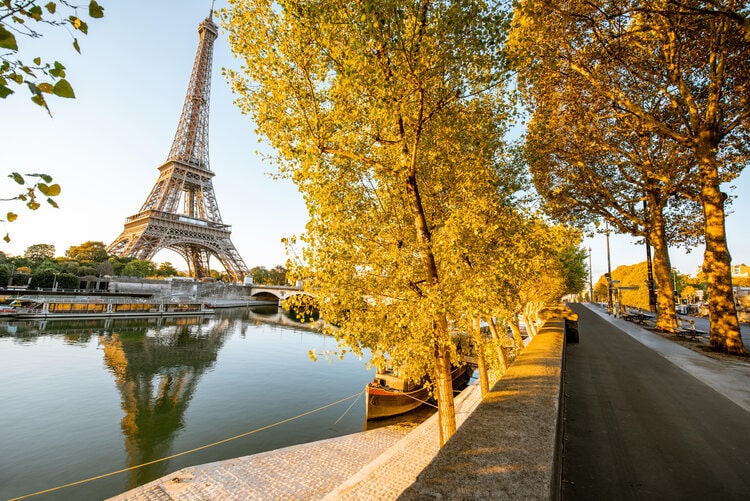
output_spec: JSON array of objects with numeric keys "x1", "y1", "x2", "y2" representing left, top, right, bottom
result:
[{"x1": 0, "y1": 307, "x2": 382, "y2": 500}]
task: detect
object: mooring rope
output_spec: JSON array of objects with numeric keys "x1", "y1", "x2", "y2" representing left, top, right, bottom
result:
[
  {"x1": 9, "y1": 390, "x2": 363, "y2": 501},
  {"x1": 332, "y1": 389, "x2": 365, "y2": 425},
  {"x1": 399, "y1": 390, "x2": 438, "y2": 409}
]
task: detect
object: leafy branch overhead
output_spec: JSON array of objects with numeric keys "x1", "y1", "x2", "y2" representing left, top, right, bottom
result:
[
  {"x1": 0, "y1": 0, "x2": 104, "y2": 113},
  {"x1": 1, "y1": 172, "x2": 61, "y2": 242}
]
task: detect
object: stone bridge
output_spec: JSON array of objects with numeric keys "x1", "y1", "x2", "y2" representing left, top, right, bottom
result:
[
  {"x1": 244, "y1": 284, "x2": 313, "y2": 304},
  {"x1": 104, "y1": 278, "x2": 312, "y2": 306}
]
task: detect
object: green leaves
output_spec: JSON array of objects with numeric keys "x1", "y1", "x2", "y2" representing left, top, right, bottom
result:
[
  {"x1": 2, "y1": 173, "x2": 61, "y2": 241},
  {"x1": 49, "y1": 62, "x2": 66, "y2": 78},
  {"x1": 28, "y1": 5, "x2": 43, "y2": 21},
  {"x1": 10, "y1": 172, "x2": 24, "y2": 185},
  {"x1": 52, "y1": 78, "x2": 74, "y2": 98},
  {"x1": 38, "y1": 183, "x2": 61, "y2": 197},
  {"x1": 89, "y1": 1, "x2": 104, "y2": 19},
  {"x1": 1, "y1": 1, "x2": 104, "y2": 112},
  {"x1": 0, "y1": 25, "x2": 18, "y2": 51}
]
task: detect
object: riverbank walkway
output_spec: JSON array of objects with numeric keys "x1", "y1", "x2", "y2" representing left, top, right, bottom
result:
[
  {"x1": 111, "y1": 303, "x2": 750, "y2": 500},
  {"x1": 563, "y1": 303, "x2": 750, "y2": 500},
  {"x1": 110, "y1": 381, "x2": 485, "y2": 500}
]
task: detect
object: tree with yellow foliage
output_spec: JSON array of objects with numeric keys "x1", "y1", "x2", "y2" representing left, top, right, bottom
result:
[
  {"x1": 510, "y1": 0, "x2": 748, "y2": 353},
  {"x1": 221, "y1": 0, "x2": 515, "y2": 443}
]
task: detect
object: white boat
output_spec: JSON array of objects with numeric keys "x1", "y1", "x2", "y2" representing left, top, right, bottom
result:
[{"x1": 6, "y1": 296, "x2": 215, "y2": 320}]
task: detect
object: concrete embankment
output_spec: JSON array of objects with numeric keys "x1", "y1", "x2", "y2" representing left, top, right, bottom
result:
[
  {"x1": 111, "y1": 316, "x2": 567, "y2": 500},
  {"x1": 400, "y1": 317, "x2": 565, "y2": 500}
]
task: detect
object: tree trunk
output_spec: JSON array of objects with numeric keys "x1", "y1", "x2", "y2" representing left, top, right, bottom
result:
[
  {"x1": 522, "y1": 307, "x2": 537, "y2": 338},
  {"x1": 487, "y1": 317, "x2": 508, "y2": 375},
  {"x1": 696, "y1": 140, "x2": 745, "y2": 354},
  {"x1": 473, "y1": 317, "x2": 489, "y2": 398},
  {"x1": 649, "y1": 206, "x2": 678, "y2": 331},
  {"x1": 434, "y1": 318, "x2": 457, "y2": 446},
  {"x1": 404, "y1": 165, "x2": 457, "y2": 443},
  {"x1": 508, "y1": 317, "x2": 525, "y2": 349}
]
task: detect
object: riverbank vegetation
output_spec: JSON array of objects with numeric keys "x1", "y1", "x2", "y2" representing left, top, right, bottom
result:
[
  {"x1": 219, "y1": 0, "x2": 747, "y2": 444},
  {"x1": 509, "y1": 0, "x2": 748, "y2": 354},
  {"x1": 0, "y1": 241, "x2": 289, "y2": 288},
  {"x1": 220, "y1": 0, "x2": 588, "y2": 444}
]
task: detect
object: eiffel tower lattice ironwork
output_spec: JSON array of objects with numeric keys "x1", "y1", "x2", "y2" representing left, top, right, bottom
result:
[{"x1": 108, "y1": 12, "x2": 248, "y2": 282}]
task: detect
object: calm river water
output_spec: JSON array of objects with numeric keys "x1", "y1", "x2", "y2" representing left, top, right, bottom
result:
[{"x1": 0, "y1": 307, "x2": 380, "y2": 500}]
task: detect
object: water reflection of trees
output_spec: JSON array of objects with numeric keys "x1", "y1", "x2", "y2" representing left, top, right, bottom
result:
[
  {"x1": 0, "y1": 317, "x2": 187, "y2": 343},
  {"x1": 0, "y1": 318, "x2": 109, "y2": 344},
  {"x1": 215, "y1": 305, "x2": 324, "y2": 332}
]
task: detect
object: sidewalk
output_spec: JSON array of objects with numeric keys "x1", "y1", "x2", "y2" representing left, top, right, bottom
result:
[
  {"x1": 563, "y1": 303, "x2": 750, "y2": 500},
  {"x1": 110, "y1": 381, "x2": 483, "y2": 500},
  {"x1": 113, "y1": 305, "x2": 750, "y2": 500},
  {"x1": 584, "y1": 303, "x2": 750, "y2": 412}
]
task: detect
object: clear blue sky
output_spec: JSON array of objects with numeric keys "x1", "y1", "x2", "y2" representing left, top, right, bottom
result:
[
  {"x1": 2, "y1": 1, "x2": 748, "y2": 280},
  {"x1": 2, "y1": 1, "x2": 307, "y2": 270}
]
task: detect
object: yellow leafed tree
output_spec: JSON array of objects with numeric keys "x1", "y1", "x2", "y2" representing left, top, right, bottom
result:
[
  {"x1": 510, "y1": 0, "x2": 748, "y2": 353},
  {"x1": 221, "y1": 0, "x2": 516, "y2": 443}
]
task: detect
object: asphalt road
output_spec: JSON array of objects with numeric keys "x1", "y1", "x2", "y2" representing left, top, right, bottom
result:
[{"x1": 562, "y1": 304, "x2": 750, "y2": 500}]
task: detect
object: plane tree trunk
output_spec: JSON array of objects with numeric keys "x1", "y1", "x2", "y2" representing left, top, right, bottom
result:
[
  {"x1": 405, "y1": 165, "x2": 456, "y2": 444},
  {"x1": 508, "y1": 317, "x2": 525, "y2": 349},
  {"x1": 696, "y1": 140, "x2": 745, "y2": 355},
  {"x1": 487, "y1": 317, "x2": 508, "y2": 375},
  {"x1": 649, "y1": 202, "x2": 678, "y2": 332},
  {"x1": 473, "y1": 316, "x2": 490, "y2": 398}
]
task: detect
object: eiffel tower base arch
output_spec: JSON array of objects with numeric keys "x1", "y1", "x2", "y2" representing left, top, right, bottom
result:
[{"x1": 108, "y1": 211, "x2": 248, "y2": 283}]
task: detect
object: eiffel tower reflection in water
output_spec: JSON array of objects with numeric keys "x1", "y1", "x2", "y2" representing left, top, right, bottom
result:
[
  {"x1": 0, "y1": 307, "x2": 377, "y2": 501},
  {"x1": 99, "y1": 315, "x2": 233, "y2": 488}
]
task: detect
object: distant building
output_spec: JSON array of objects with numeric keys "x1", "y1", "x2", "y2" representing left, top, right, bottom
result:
[
  {"x1": 731, "y1": 263, "x2": 749, "y2": 278},
  {"x1": 692, "y1": 263, "x2": 749, "y2": 278}
]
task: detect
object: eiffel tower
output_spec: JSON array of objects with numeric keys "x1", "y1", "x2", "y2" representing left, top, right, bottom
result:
[{"x1": 108, "y1": 11, "x2": 248, "y2": 282}]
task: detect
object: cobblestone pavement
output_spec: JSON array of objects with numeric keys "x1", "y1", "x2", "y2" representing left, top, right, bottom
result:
[
  {"x1": 110, "y1": 383, "x2": 481, "y2": 501},
  {"x1": 326, "y1": 383, "x2": 482, "y2": 500}
]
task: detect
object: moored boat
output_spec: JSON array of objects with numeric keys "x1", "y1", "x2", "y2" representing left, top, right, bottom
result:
[
  {"x1": 0, "y1": 306, "x2": 18, "y2": 317},
  {"x1": 6, "y1": 296, "x2": 215, "y2": 320},
  {"x1": 365, "y1": 364, "x2": 469, "y2": 420}
]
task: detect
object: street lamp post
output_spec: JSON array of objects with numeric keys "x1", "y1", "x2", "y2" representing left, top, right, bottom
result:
[
  {"x1": 588, "y1": 247, "x2": 594, "y2": 303},
  {"x1": 52, "y1": 273, "x2": 58, "y2": 292},
  {"x1": 643, "y1": 201, "x2": 657, "y2": 313},
  {"x1": 606, "y1": 223, "x2": 613, "y2": 314}
]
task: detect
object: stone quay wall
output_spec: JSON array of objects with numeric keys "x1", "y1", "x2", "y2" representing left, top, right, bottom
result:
[{"x1": 400, "y1": 316, "x2": 566, "y2": 500}]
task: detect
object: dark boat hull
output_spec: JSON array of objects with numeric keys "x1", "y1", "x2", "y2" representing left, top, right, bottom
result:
[
  {"x1": 365, "y1": 365, "x2": 469, "y2": 420},
  {"x1": 365, "y1": 384, "x2": 431, "y2": 420}
]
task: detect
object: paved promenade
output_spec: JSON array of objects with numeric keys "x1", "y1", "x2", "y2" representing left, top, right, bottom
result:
[
  {"x1": 110, "y1": 382, "x2": 483, "y2": 500},
  {"x1": 112, "y1": 304, "x2": 750, "y2": 500},
  {"x1": 564, "y1": 304, "x2": 750, "y2": 500}
]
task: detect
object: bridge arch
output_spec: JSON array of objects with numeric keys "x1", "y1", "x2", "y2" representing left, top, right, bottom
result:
[{"x1": 246, "y1": 285, "x2": 314, "y2": 303}]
